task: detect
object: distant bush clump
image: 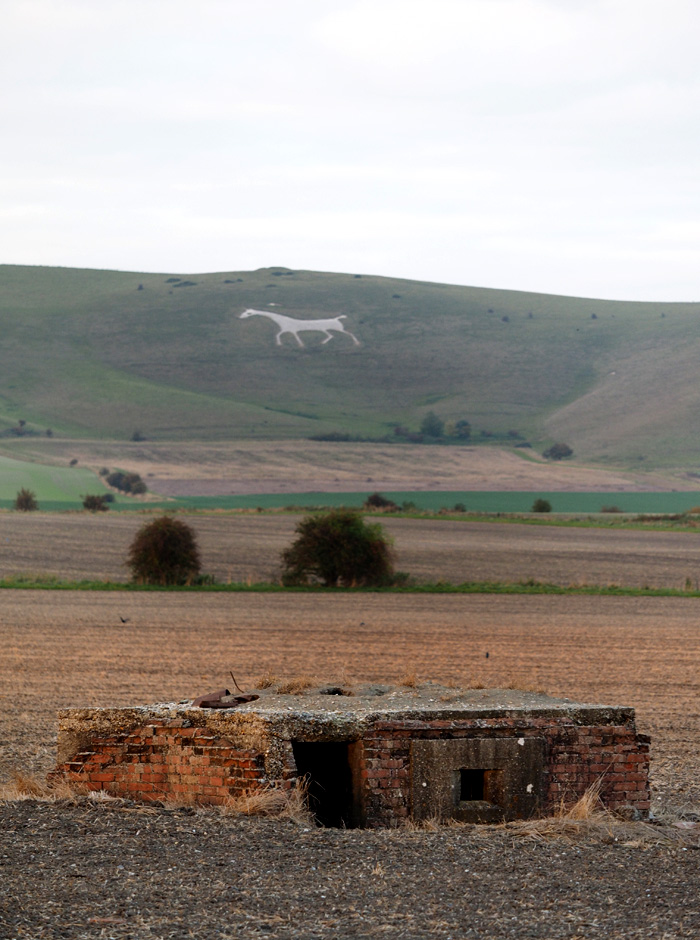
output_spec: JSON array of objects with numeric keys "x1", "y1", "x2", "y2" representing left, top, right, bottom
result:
[
  {"x1": 600, "y1": 505, "x2": 623, "y2": 513},
  {"x1": 420, "y1": 411, "x2": 445, "y2": 439},
  {"x1": 531, "y1": 498, "x2": 552, "y2": 513},
  {"x1": 128, "y1": 516, "x2": 201, "y2": 585},
  {"x1": 14, "y1": 488, "x2": 38, "y2": 511},
  {"x1": 363, "y1": 492, "x2": 399, "y2": 511},
  {"x1": 543, "y1": 443, "x2": 573, "y2": 461},
  {"x1": 106, "y1": 471, "x2": 147, "y2": 495},
  {"x1": 82, "y1": 494, "x2": 109, "y2": 512},
  {"x1": 281, "y1": 510, "x2": 396, "y2": 587}
]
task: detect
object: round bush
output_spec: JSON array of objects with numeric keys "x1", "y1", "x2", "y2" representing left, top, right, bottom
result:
[
  {"x1": 82, "y1": 494, "x2": 109, "y2": 512},
  {"x1": 531, "y1": 498, "x2": 552, "y2": 513},
  {"x1": 127, "y1": 516, "x2": 201, "y2": 585},
  {"x1": 281, "y1": 510, "x2": 395, "y2": 587},
  {"x1": 14, "y1": 488, "x2": 38, "y2": 511},
  {"x1": 363, "y1": 492, "x2": 398, "y2": 511}
]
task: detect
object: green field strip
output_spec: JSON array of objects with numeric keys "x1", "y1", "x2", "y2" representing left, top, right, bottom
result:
[
  {"x1": 142, "y1": 490, "x2": 700, "y2": 514},
  {"x1": 0, "y1": 454, "x2": 107, "y2": 503}
]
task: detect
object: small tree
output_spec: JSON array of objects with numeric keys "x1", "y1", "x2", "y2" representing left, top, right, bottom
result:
[
  {"x1": 454, "y1": 419, "x2": 471, "y2": 440},
  {"x1": 127, "y1": 516, "x2": 201, "y2": 585},
  {"x1": 531, "y1": 498, "x2": 552, "y2": 513},
  {"x1": 420, "y1": 411, "x2": 445, "y2": 439},
  {"x1": 281, "y1": 510, "x2": 395, "y2": 587},
  {"x1": 543, "y1": 443, "x2": 573, "y2": 461},
  {"x1": 14, "y1": 488, "x2": 38, "y2": 511},
  {"x1": 82, "y1": 494, "x2": 109, "y2": 512},
  {"x1": 363, "y1": 492, "x2": 398, "y2": 511}
]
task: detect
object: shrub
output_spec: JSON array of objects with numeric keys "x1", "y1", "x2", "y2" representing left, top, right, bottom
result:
[
  {"x1": 600, "y1": 505, "x2": 623, "y2": 513},
  {"x1": 420, "y1": 411, "x2": 445, "y2": 439},
  {"x1": 454, "y1": 420, "x2": 471, "y2": 440},
  {"x1": 82, "y1": 494, "x2": 109, "y2": 512},
  {"x1": 127, "y1": 516, "x2": 201, "y2": 585},
  {"x1": 106, "y1": 471, "x2": 147, "y2": 495},
  {"x1": 543, "y1": 442, "x2": 573, "y2": 461},
  {"x1": 531, "y1": 498, "x2": 552, "y2": 513},
  {"x1": 281, "y1": 510, "x2": 396, "y2": 587},
  {"x1": 364, "y1": 492, "x2": 398, "y2": 511},
  {"x1": 14, "y1": 488, "x2": 38, "y2": 511}
]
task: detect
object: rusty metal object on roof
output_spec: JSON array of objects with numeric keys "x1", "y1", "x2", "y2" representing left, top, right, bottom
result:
[{"x1": 192, "y1": 688, "x2": 259, "y2": 708}]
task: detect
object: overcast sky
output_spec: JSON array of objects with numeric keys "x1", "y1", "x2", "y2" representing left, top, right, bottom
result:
[{"x1": 2, "y1": 0, "x2": 700, "y2": 300}]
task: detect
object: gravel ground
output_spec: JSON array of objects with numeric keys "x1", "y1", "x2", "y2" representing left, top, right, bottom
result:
[{"x1": 2, "y1": 798, "x2": 700, "y2": 940}]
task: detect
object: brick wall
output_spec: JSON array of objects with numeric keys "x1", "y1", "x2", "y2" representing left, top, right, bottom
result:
[
  {"x1": 54, "y1": 718, "x2": 269, "y2": 805},
  {"x1": 360, "y1": 716, "x2": 650, "y2": 826}
]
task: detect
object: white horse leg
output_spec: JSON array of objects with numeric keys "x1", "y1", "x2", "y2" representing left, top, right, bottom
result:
[
  {"x1": 338, "y1": 325, "x2": 360, "y2": 345},
  {"x1": 321, "y1": 331, "x2": 334, "y2": 344},
  {"x1": 291, "y1": 330, "x2": 305, "y2": 348}
]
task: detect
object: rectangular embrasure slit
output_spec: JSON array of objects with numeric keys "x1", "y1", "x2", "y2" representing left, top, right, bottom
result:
[{"x1": 459, "y1": 768, "x2": 485, "y2": 801}]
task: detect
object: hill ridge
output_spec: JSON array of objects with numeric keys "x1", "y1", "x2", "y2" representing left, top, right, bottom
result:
[{"x1": 1, "y1": 263, "x2": 698, "y2": 467}]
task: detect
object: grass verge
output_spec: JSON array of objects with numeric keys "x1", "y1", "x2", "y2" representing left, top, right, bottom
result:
[{"x1": 2, "y1": 574, "x2": 700, "y2": 597}]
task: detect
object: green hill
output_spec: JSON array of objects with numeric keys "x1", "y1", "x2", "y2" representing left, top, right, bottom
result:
[{"x1": 1, "y1": 263, "x2": 699, "y2": 466}]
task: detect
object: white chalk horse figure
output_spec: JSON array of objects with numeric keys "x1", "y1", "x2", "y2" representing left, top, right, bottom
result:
[{"x1": 240, "y1": 308, "x2": 360, "y2": 348}]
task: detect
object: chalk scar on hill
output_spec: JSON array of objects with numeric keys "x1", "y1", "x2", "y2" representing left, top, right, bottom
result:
[{"x1": 239, "y1": 308, "x2": 361, "y2": 348}]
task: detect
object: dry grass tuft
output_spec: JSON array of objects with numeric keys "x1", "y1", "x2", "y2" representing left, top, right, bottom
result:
[
  {"x1": 464, "y1": 678, "x2": 487, "y2": 690},
  {"x1": 276, "y1": 676, "x2": 316, "y2": 695},
  {"x1": 222, "y1": 782, "x2": 311, "y2": 824},
  {"x1": 0, "y1": 771, "x2": 89, "y2": 803},
  {"x1": 503, "y1": 677, "x2": 549, "y2": 695},
  {"x1": 558, "y1": 779, "x2": 604, "y2": 820},
  {"x1": 502, "y1": 781, "x2": 691, "y2": 845},
  {"x1": 254, "y1": 672, "x2": 279, "y2": 690},
  {"x1": 398, "y1": 670, "x2": 418, "y2": 688}
]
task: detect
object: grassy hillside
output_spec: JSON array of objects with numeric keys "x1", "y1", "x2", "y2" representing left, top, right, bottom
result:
[{"x1": 1, "y1": 263, "x2": 699, "y2": 466}]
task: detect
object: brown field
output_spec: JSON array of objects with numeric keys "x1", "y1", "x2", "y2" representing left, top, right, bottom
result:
[{"x1": 3, "y1": 437, "x2": 699, "y2": 494}]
